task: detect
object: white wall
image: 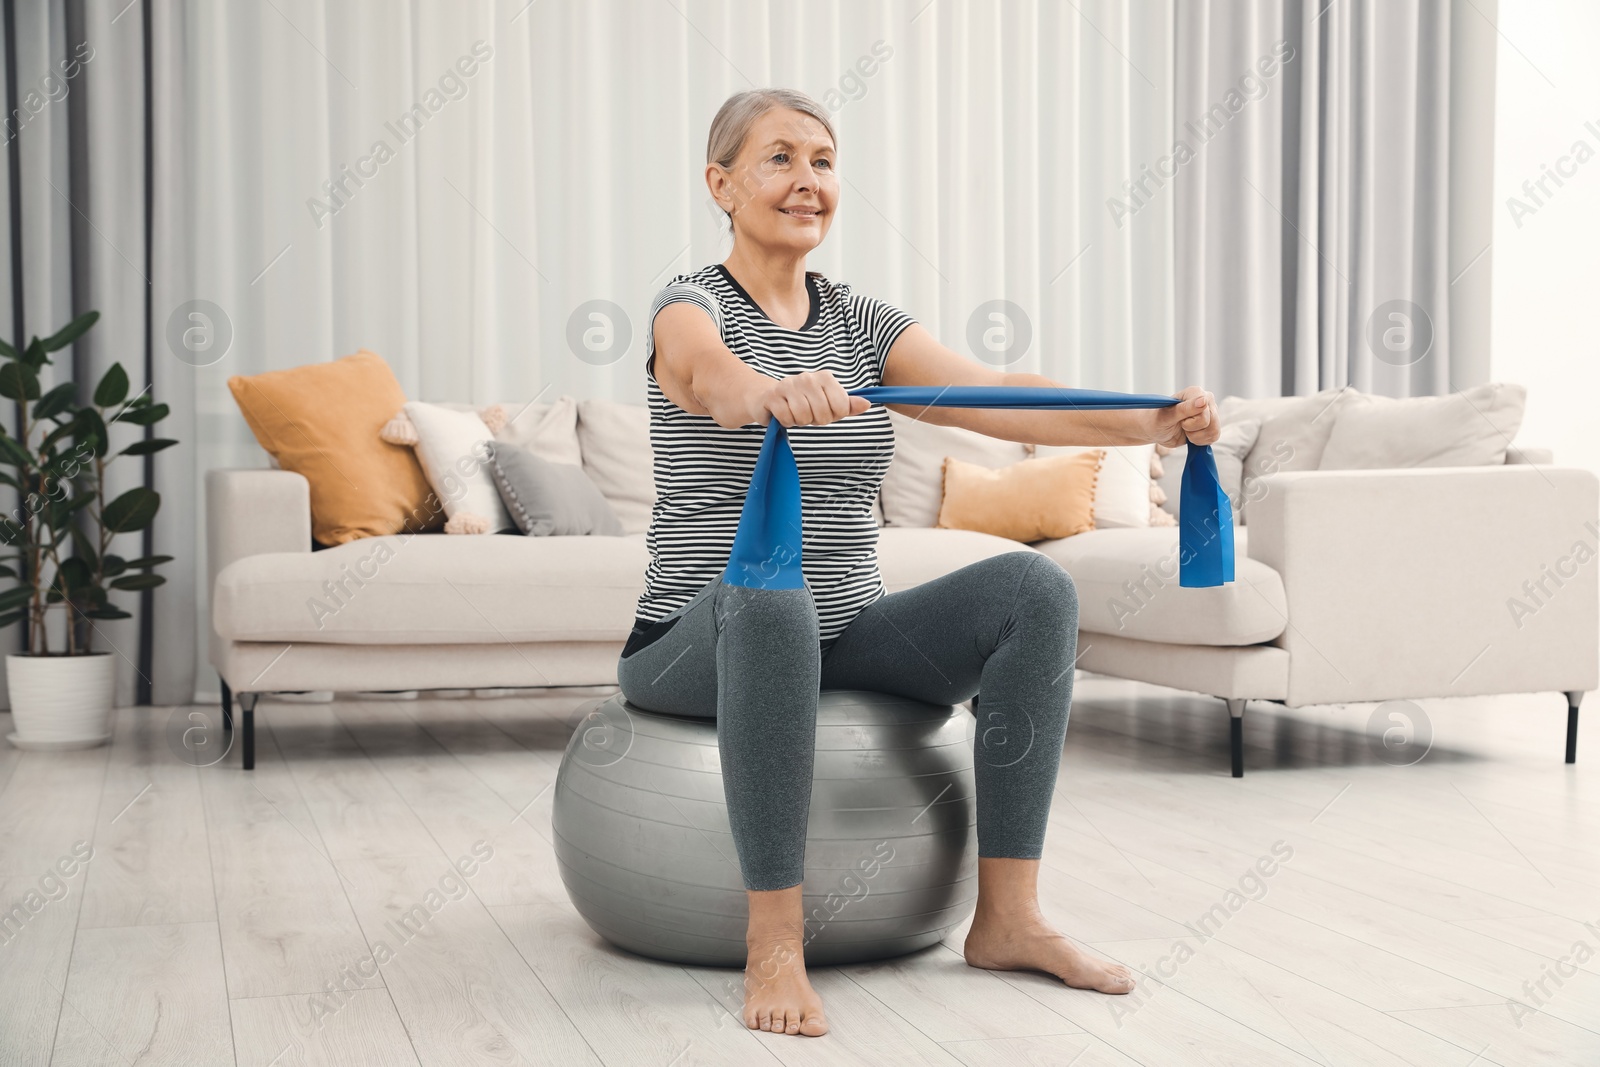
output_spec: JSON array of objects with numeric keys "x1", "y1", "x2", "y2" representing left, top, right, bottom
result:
[{"x1": 1489, "y1": 1, "x2": 1600, "y2": 476}]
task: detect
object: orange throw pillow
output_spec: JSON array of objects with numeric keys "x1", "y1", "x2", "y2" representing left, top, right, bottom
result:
[
  {"x1": 228, "y1": 349, "x2": 444, "y2": 545},
  {"x1": 936, "y1": 451, "x2": 1102, "y2": 542}
]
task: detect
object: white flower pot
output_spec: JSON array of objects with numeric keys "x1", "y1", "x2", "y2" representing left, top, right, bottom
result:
[{"x1": 5, "y1": 652, "x2": 115, "y2": 750}]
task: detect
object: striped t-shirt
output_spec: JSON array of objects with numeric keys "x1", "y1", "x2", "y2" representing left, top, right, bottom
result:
[{"x1": 634, "y1": 262, "x2": 917, "y2": 643}]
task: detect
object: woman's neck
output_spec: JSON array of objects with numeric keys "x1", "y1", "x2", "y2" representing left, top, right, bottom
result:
[{"x1": 721, "y1": 246, "x2": 810, "y2": 326}]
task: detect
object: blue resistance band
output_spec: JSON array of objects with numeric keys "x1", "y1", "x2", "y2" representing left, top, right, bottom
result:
[{"x1": 722, "y1": 385, "x2": 1235, "y2": 591}]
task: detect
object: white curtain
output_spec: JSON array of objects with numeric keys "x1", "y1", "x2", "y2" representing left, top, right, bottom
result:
[
  {"x1": 1172, "y1": 0, "x2": 1498, "y2": 399},
  {"x1": 4, "y1": 0, "x2": 1178, "y2": 707}
]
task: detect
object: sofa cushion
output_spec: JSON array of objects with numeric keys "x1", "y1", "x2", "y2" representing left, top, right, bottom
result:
[
  {"x1": 1221, "y1": 387, "x2": 1356, "y2": 523},
  {"x1": 213, "y1": 533, "x2": 650, "y2": 644},
  {"x1": 1318, "y1": 382, "x2": 1526, "y2": 470},
  {"x1": 1030, "y1": 525, "x2": 1287, "y2": 646},
  {"x1": 576, "y1": 398, "x2": 656, "y2": 535},
  {"x1": 215, "y1": 526, "x2": 1026, "y2": 646},
  {"x1": 874, "y1": 527, "x2": 1044, "y2": 591},
  {"x1": 213, "y1": 521, "x2": 1281, "y2": 650}
]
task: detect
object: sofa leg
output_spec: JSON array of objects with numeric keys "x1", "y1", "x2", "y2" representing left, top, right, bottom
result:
[
  {"x1": 221, "y1": 676, "x2": 233, "y2": 732},
  {"x1": 1565, "y1": 690, "x2": 1584, "y2": 764},
  {"x1": 236, "y1": 692, "x2": 259, "y2": 770},
  {"x1": 1225, "y1": 699, "x2": 1246, "y2": 778}
]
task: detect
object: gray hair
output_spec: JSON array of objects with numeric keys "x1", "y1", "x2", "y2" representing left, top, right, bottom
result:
[{"x1": 706, "y1": 88, "x2": 837, "y2": 229}]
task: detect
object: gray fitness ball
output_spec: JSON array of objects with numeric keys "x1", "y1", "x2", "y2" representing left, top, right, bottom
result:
[{"x1": 552, "y1": 688, "x2": 979, "y2": 967}]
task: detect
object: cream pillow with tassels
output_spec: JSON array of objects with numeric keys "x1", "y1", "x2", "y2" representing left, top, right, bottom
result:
[{"x1": 381, "y1": 401, "x2": 513, "y2": 534}]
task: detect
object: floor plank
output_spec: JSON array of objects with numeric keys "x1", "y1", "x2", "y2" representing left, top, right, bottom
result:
[{"x1": 53, "y1": 922, "x2": 234, "y2": 1066}]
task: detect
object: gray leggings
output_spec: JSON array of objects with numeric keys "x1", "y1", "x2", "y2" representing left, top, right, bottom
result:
[{"x1": 615, "y1": 550, "x2": 1079, "y2": 891}]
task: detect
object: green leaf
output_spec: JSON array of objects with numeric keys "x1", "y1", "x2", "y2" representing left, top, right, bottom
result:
[
  {"x1": 77, "y1": 408, "x2": 109, "y2": 459},
  {"x1": 114, "y1": 402, "x2": 170, "y2": 427},
  {"x1": 55, "y1": 556, "x2": 93, "y2": 592},
  {"x1": 32, "y1": 382, "x2": 77, "y2": 420},
  {"x1": 0, "y1": 432, "x2": 32, "y2": 469},
  {"x1": 93, "y1": 362, "x2": 129, "y2": 407},
  {"x1": 101, "y1": 487, "x2": 161, "y2": 533},
  {"x1": 123, "y1": 554, "x2": 173, "y2": 569},
  {"x1": 118, "y1": 438, "x2": 178, "y2": 458},
  {"x1": 0, "y1": 586, "x2": 34, "y2": 611},
  {"x1": 0, "y1": 337, "x2": 17, "y2": 361},
  {"x1": 22, "y1": 337, "x2": 50, "y2": 370},
  {"x1": 0, "y1": 609, "x2": 24, "y2": 629},
  {"x1": 85, "y1": 607, "x2": 132, "y2": 620},
  {"x1": 0, "y1": 565, "x2": 14, "y2": 579},
  {"x1": 0, "y1": 362, "x2": 40, "y2": 401},
  {"x1": 102, "y1": 554, "x2": 126, "y2": 578},
  {"x1": 42, "y1": 415, "x2": 86, "y2": 453},
  {"x1": 110, "y1": 573, "x2": 165, "y2": 591},
  {"x1": 45, "y1": 494, "x2": 86, "y2": 529},
  {"x1": 41, "y1": 311, "x2": 99, "y2": 352}
]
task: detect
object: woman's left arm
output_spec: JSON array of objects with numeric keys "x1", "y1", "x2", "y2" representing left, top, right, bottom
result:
[{"x1": 879, "y1": 323, "x2": 1221, "y2": 448}]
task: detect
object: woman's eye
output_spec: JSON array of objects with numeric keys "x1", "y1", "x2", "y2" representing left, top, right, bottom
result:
[
  {"x1": 816, "y1": 158, "x2": 831, "y2": 169},
  {"x1": 772, "y1": 152, "x2": 789, "y2": 164}
]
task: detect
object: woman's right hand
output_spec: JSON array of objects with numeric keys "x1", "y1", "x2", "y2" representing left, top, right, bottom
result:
[{"x1": 757, "y1": 370, "x2": 871, "y2": 428}]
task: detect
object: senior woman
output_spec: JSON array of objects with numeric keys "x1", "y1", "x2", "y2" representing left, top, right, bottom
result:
[{"x1": 617, "y1": 88, "x2": 1220, "y2": 1039}]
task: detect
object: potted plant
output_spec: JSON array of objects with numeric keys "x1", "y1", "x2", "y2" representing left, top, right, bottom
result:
[{"x1": 0, "y1": 311, "x2": 174, "y2": 748}]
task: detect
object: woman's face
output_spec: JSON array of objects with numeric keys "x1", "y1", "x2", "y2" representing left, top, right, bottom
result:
[{"x1": 710, "y1": 107, "x2": 838, "y2": 255}]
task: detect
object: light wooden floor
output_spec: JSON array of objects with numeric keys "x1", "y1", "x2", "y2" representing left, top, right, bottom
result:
[{"x1": 0, "y1": 674, "x2": 1595, "y2": 1066}]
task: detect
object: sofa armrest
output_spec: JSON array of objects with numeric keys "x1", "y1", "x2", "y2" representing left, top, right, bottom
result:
[
  {"x1": 1246, "y1": 465, "x2": 1599, "y2": 706},
  {"x1": 205, "y1": 468, "x2": 313, "y2": 595}
]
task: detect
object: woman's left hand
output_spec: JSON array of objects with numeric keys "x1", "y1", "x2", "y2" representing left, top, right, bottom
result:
[{"x1": 1150, "y1": 386, "x2": 1220, "y2": 448}]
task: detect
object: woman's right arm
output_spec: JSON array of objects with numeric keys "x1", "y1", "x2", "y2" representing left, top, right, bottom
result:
[{"x1": 652, "y1": 302, "x2": 868, "y2": 430}]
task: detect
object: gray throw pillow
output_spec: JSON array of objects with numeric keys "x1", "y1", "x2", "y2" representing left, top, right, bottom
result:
[{"x1": 488, "y1": 441, "x2": 625, "y2": 536}]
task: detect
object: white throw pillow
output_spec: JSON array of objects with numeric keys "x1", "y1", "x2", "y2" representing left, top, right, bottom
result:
[
  {"x1": 1030, "y1": 442, "x2": 1155, "y2": 528},
  {"x1": 401, "y1": 401, "x2": 514, "y2": 534},
  {"x1": 576, "y1": 398, "x2": 656, "y2": 535},
  {"x1": 880, "y1": 410, "x2": 1031, "y2": 528},
  {"x1": 1318, "y1": 383, "x2": 1526, "y2": 470},
  {"x1": 479, "y1": 396, "x2": 584, "y2": 465},
  {"x1": 1219, "y1": 387, "x2": 1356, "y2": 523}
]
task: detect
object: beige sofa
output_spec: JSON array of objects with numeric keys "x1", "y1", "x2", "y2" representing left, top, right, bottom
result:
[{"x1": 208, "y1": 393, "x2": 1597, "y2": 775}]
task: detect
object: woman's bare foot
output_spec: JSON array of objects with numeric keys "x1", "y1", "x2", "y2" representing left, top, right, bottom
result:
[
  {"x1": 962, "y1": 856, "x2": 1136, "y2": 994},
  {"x1": 964, "y1": 910, "x2": 1136, "y2": 993},
  {"x1": 743, "y1": 935, "x2": 829, "y2": 1036},
  {"x1": 742, "y1": 884, "x2": 828, "y2": 1036}
]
